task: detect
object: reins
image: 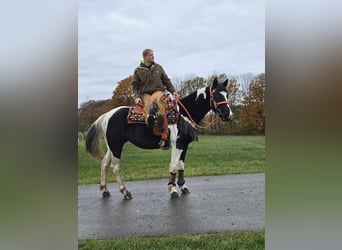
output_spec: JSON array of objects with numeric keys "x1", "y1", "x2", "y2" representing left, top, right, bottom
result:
[
  {"x1": 175, "y1": 85, "x2": 229, "y2": 129},
  {"x1": 175, "y1": 97, "x2": 220, "y2": 129}
]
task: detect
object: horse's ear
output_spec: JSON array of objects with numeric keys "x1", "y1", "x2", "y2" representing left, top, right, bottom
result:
[
  {"x1": 212, "y1": 78, "x2": 218, "y2": 89},
  {"x1": 223, "y1": 79, "x2": 228, "y2": 87}
]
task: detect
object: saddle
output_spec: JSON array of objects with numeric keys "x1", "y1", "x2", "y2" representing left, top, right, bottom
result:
[
  {"x1": 127, "y1": 95, "x2": 179, "y2": 125},
  {"x1": 127, "y1": 95, "x2": 178, "y2": 148},
  {"x1": 127, "y1": 105, "x2": 145, "y2": 124},
  {"x1": 127, "y1": 95, "x2": 197, "y2": 149}
]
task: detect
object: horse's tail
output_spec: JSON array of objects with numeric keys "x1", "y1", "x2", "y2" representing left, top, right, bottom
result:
[{"x1": 85, "y1": 114, "x2": 106, "y2": 162}]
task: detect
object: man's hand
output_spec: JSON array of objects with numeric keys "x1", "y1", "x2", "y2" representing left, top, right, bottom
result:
[
  {"x1": 173, "y1": 92, "x2": 180, "y2": 99},
  {"x1": 135, "y1": 98, "x2": 142, "y2": 104}
]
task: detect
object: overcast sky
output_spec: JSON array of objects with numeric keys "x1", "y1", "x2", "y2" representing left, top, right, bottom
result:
[{"x1": 78, "y1": 0, "x2": 265, "y2": 105}]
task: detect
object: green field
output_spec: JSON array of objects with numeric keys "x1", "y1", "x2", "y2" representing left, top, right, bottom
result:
[
  {"x1": 79, "y1": 231, "x2": 264, "y2": 250},
  {"x1": 78, "y1": 135, "x2": 265, "y2": 185}
]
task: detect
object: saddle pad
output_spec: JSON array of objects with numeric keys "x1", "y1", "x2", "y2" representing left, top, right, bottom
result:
[{"x1": 127, "y1": 106, "x2": 145, "y2": 124}]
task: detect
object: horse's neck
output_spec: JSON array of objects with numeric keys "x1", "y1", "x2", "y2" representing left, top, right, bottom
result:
[{"x1": 180, "y1": 90, "x2": 211, "y2": 124}]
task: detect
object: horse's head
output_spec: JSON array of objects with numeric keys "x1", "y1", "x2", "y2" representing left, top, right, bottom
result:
[{"x1": 210, "y1": 78, "x2": 233, "y2": 121}]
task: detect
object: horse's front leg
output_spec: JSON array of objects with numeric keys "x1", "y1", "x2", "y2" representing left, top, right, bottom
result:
[
  {"x1": 177, "y1": 165, "x2": 190, "y2": 194},
  {"x1": 177, "y1": 149, "x2": 190, "y2": 194},
  {"x1": 168, "y1": 148, "x2": 183, "y2": 198},
  {"x1": 100, "y1": 150, "x2": 111, "y2": 197},
  {"x1": 110, "y1": 155, "x2": 132, "y2": 200}
]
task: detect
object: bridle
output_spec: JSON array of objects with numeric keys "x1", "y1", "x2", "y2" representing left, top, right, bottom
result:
[
  {"x1": 209, "y1": 84, "x2": 230, "y2": 112},
  {"x1": 175, "y1": 85, "x2": 230, "y2": 129}
]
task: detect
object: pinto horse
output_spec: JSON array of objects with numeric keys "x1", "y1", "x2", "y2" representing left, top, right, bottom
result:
[{"x1": 85, "y1": 78, "x2": 232, "y2": 199}]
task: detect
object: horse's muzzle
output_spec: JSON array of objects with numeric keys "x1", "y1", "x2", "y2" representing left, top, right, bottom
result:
[{"x1": 220, "y1": 111, "x2": 233, "y2": 122}]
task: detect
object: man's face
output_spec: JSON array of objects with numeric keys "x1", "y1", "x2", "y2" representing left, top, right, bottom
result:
[{"x1": 144, "y1": 52, "x2": 154, "y2": 63}]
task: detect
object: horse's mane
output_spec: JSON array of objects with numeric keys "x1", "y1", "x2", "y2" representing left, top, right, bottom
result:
[
  {"x1": 179, "y1": 89, "x2": 199, "y2": 105},
  {"x1": 178, "y1": 87, "x2": 211, "y2": 124}
]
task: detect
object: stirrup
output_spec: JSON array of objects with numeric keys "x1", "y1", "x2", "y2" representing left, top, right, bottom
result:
[{"x1": 159, "y1": 138, "x2": 170, "y2": 150}]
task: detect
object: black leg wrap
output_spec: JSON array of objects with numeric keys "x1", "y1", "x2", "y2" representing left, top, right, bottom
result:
[
  {"x1": 177, "y1": 170, "x2": 185, "y2": 186},
  {"x1": 102, "y1": 191, "x2": 111, "y2": 197},
  {"x1": 168, "y1": 172, "x2": 176, "y2": 186}
]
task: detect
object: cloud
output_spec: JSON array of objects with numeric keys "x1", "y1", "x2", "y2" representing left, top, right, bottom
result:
[
  {"x1": 78, "y1": 0, "x2": 265, "y2": 104},
  {"x1": 109, "y1": 12, "x2": 147, "y2": 28}
]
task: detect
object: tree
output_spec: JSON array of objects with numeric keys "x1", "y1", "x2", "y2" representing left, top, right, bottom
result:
[
  {"x1": 112, "y1": 76, "x2": 135, "y2": 108},
  {"x1": 78, "y1": 99, "x2": 113, "y2": 132},
  {"x1": 239, "y1": 74, "x2": 265, "y2": 134},
  {"x1": 236, "y1": 72, "x2": 256, "y2": 99},
  {"x1": 178, "y1": 76, "x2": 207, "y2": 97}
]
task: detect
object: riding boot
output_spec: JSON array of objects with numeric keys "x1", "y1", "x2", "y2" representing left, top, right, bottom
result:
[
  {"x1": 159, "y1": 135, "x2": 170, "y2": 150},
  {"x1": 160, "y1": 135, "x2": 170, "y2": 150},
  {"x1": 159, "y1": 114, "x2": 169, "y2": 150},
  {"x1": 147, "y1": 106, "x2": 158, "y2": 127},
  {"x1": 156, "y1": 115, "x2": 164, "y2": 132},
  {"x1": 147, "y1": 115, "x2": 155, "y2": 127}
]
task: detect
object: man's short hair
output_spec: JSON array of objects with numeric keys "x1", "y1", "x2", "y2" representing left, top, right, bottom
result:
[{"x1": 142, "y1": 49, "x2": 153, "y2": 57}]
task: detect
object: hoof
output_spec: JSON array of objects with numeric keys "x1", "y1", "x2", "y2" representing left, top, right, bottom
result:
[
  {"x1": 170, "y1": 191, "x2": 179, "y2": 199},
  {"x1": 120, "y1": 187, "x2": 132, "y2": 199},
  {"x1": 123, "y1": 191, "x2": 132, "y2": 200},
  {"x1": 181, "y1": 186, "x2": 190, "y2": 194},
  {"x1": 102, "y1": 191, "x2": 111, "y2": 197}
]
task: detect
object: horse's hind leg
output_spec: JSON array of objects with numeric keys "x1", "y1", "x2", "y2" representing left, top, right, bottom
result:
[
  {"x1": 110, "y1": 154, "x2": 132, "y2": 200},
  {"x1": 100, "y1": 150, "x2": 111, "y2": 197}
]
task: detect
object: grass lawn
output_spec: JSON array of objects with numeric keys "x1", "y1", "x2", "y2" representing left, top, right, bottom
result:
[
  {"x1": 78, "y1": 231, "x2": 264, "y2": 250},
  {"x1": 78, "y1": 135, "x2": 265, "y2": 185}
]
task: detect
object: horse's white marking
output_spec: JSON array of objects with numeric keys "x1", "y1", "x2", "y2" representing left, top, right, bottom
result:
[
  {"x1": 111, "y1": 155, "x2": 126, "y2": 191},
  {"x1": 196, "y1": 87, "x2": 207, "y2": 101},
  {"x1": 168, "y1": 124, "x2": 183, "y2": 173},
  {"x1": 168, "y1": 124, "x2": 178, "y2": 145},
  {"x1": 102, "y1": 106, "x2": 129, "y2": 133},
  {"x1": 111, "y1": 156, "x2": 120, "y2": 171},
  {"x1": 218, "y1": 91, "x2": 233, "y2": 119},
  {"x1": 178, "y1": 160, "x2": 184, "y2": 171},
  {"x1": 168, "y1": 184, "x2": 178, "y2": 193},
  {"x1": 220, "y1": 91, "x2": 228, "y2": 101},
  {"x1": 221, "y1": 91, "x2": 233, "y2": 118},
  {"x1": 170, "y1": 148, "x2": 183, "y2": 173},
  {"x1": 100, "y1": 150, "x2": 111, "y2": 190}
]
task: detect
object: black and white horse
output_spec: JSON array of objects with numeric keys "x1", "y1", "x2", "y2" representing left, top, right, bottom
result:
[{"x1": 85, "y1": 78, "x2": 232, "y2": 199}]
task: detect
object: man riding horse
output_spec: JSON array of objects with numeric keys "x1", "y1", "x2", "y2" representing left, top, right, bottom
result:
[{"x1": 131, "y1": 49, "x2": 179, "y2": 149}]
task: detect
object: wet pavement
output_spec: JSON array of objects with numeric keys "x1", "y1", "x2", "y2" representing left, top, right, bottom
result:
[{"x1": 78, "y1": 173, "x2": 264, "y2": 239}]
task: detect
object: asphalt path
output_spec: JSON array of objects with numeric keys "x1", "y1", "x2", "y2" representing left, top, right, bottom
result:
[{"x1": 78, "y1": 173, "x2": 264, "y2": 239}]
